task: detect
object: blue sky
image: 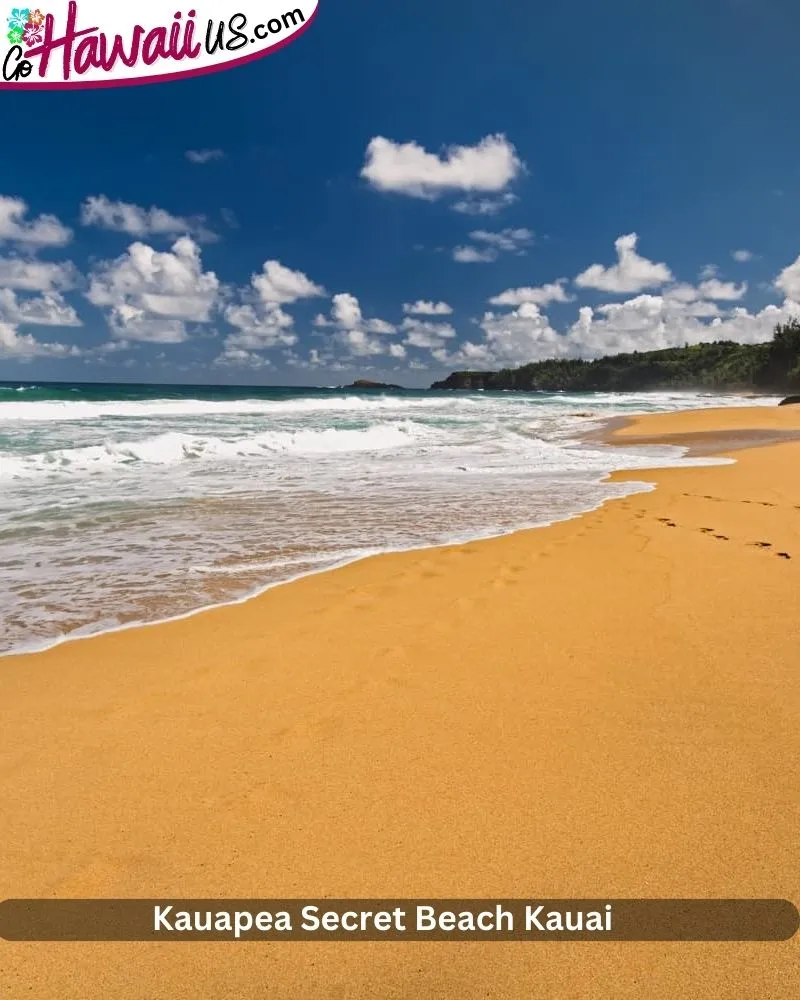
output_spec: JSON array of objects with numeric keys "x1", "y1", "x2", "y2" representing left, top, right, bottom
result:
[{"x1": 2, "y1": 0, "x2": 800, "y2": 387}]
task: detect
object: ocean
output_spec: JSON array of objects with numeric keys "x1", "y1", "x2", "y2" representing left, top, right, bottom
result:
[{"x1": 0, "y1": 380, "x2": 780, "y2": 656}]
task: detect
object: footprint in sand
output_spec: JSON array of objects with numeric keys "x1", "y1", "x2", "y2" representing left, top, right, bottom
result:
[
  {"x1": 777, "y1": 552, "x2": 792, "y2": 559},
  {"x1": 656, "y1": 518, "x2": 677, "y2": 527},
  {"x1": 750, "y1": 542, "x2": 772, "y2": 549},
  {"x1": 713, "y1": 535, "x2": 729, "y2": 541}
]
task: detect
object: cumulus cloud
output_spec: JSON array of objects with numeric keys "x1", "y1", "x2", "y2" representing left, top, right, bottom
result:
[
  {"x1": 87, "y1": 236, "x2": 220, "y2": 343},
  {"x1": 564, "y1": 295, "x2": 798, "y2": 358},
  {"x1": 0, "y1": 195, "x2": 72, "y2": 248},
  {"x1": 488, "y1": 279, "x2": 571, "y2": 308},
  {"x1": 774, "y1": 255, "x2": 800, "y2": 300},
  {"x1": 696, "y1": 278, "x2": 747, "y2": 301},
  {"x1": 401, "y1": 317, "x2": 457, "y2": 349},
  {"x1": 574, "y1": 233, "x2": 673, "y2": 293},
  {"x1": 0, "y1": 257, "x2": 79, "y2": 292},
  {"x1": 214, "y1": 261, "x2": 326, "y2": 365},
  {"x1": 403, "y1": 300, "x2": 453, "y2": 316},
  {"x1": 253, "y1": 260, "x2": 326, "y2": 305},
  {"x1": 0, "y1": 289, "x2": 82, "y2": 327},
  {"x1": 222, "y1": 303, "x2": 297, "y2": 350},
  {"x1": 185, "y1": 149, "x2": 225, "y2": 164},
  {"x1": 81, "y1": 195, "x2": 216, "y2": 242},
  {"x1": 453, "y1": 227, "x2": 533, "y2": 264},
  {"x1": 431, "y1": 303, "x2": 561, "y2": 368},
  {"x1": 0, "y1": 321, "x2": 80, "y2": 359},
  {"x1": 0, "y1": 259, "x2": 89, "y2": 357},
  {"x1": 451, "y1": 193, "x2": 518, "y2": 216},
  {"x1": 313, "y1": 292, "x2": 398, "y2": 357},
  {"x1": 462, "y1": 303, "x2": 565, "y2": 366},
  {"x1": 361, "y1": 134, "x2": 523, "y2": 199},
  {"x1": 426, "y1": 287, "x2": 800, "y2": 371},
  {"x1": 732, "y1": 249, "x2": 754, "y2": 263},
  {"x1": 662, "y1": 280, "x2": 746, "y2": 306}
]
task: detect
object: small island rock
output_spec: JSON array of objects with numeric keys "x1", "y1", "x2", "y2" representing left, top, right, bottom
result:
[{"x1": 343, "y1": 379, "x2": 404, "y2": 390}]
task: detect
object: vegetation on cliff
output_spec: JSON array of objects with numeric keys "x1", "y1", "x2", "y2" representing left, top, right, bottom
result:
[{"x1": 431, "y1": 320, "x2": 800, "y2": 393}]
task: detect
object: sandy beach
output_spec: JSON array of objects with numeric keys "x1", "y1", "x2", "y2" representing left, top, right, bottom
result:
[{"x1": 2, "y1": 404, "x2": 799, "y2": 998}]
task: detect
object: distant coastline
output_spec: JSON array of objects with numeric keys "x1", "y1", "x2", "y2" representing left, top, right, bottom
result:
[{"x1": 431, "y1": 321, "x2": 800, "y2": 394}]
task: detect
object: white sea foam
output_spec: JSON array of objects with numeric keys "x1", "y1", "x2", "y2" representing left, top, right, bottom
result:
[
  {"x1": 0, "y1": 421, "x2": 441, "y2": 480},
  {"x1": 0, "y1": 387, "x2": 779, "y2": 655},
  {"x1": 0, "y1": 394, "x2": 464, "y2": 422}
]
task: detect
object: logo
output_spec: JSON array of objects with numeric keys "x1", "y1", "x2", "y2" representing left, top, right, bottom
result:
[{"x1": 1, "y1": 1, "x2": 318, "y2": 89}]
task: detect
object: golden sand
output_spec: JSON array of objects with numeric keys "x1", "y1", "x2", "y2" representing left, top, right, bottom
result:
[{"x1": 2, "y1": 405, "x2": 799, "y2": 998}]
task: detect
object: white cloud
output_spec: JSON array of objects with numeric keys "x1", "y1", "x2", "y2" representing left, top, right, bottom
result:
[
  {"x1": 222, "y1": 303, "x2": 297, "y2": 351},
  {"x1": 314, "y1": 292, "x2": 398, "y2": 357},
  {"x1": 663, "y1": 280, "x2": 746, "y2": 306},
  {"x1": 574, "y1": 233, "x2": 673, "y2": 293},
  {"x1": 452, "y1": 245, "x2": 497, "y2": 264},
  {"x1": 403, "y1": 300, "x2": 453, "y2": 316},
  {"x1": 425, "y1": 286, "x2": 799, "y2": 370},
  {"x1": 87, "y1": 236, "x2": 220, "y2": 343},
  {"x1": 697, "y1": 278, "x2": 747, "y2": 301},
  {"x1": 489, "y1": 279, "x2": 570, "y2": 308},
  {"x1": 94, "y1": 339, "x2": 133, "y2": 354},
  {"x1": 361, "y1": 134, "x2": 523, "y2": 199},
  {"x1": 0, "y1": 257, "x2": 79, "y2": 292},
  {"x1": 252, "y1": 260, "x2": 326, "y2": 305},
  {"x1": 0, "y1": 321, "x2": 80, "y2": 359},
  {"x1": 0, "y1": 196, "x2": 72, "y2": 248},
  {"x1": 338, "y1": 327, "x2": 386, "y2": 356},
  {"x1": 366, "y1": 317, "x2": 397, "y2": 334},
  {"x1": 565, "y1": 295, "x2": 798, "y2": 358},
  {"x1": 732, "y1": 249, "x2": 754, "y2": 263},
  {"x1": 472, "y1": 228, "x2": 533, "y2": 252},
  {"x1": 325, "y1": 292, "x2": 397, "y2": 334},
  {"x1": 214, "y1": 260, "x2": 325, "y2": 364},
  {"x1": 81, "y1": 195, "x2": 216, "y2": 242},
  {"x1": 214, "y1": 347, "x2": 272, "y2": 369},
  {"x1": 284, "y1": 347, "x2": 328, "y2": 369},
  {"x1": 401, "y1": 317, "x2": 457, "y2": 349},
  {"x1": 453, "y1": 227, "x2": 532, "y2": 263},
  {"x1": 331, "y1": 291, "x2": 363, "y2": 329},
  {"x1": 431, "y1": 303, "x2": 564, "y2": 368},
  {"x1": 473, "y1": 303, "x2": 566, "y2": 364},
  {"x1": 774, "y1": 255, "x2": 800, "y2": 300},
  {"x1": 0, "y1": 289, "x2": 81, "y2": 327},
  {"x1": 451, "y1": 194, "x2": 518, "y2": 216},
  {"x1": 186, "y1": 149, "x2": 225, "y2": 164}
]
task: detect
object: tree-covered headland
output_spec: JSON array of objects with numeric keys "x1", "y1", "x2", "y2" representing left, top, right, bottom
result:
[{"x1": 431, "y1": 319, "x2": 800, "y2": 393}]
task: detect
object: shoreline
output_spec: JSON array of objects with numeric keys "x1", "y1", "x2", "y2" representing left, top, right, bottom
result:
[
  {"x1": 2, "y1": 403, "x2": 799, "y2": 999},
  {"x1": 0, "y1": 409, "x2": 741, "y2": 663}
]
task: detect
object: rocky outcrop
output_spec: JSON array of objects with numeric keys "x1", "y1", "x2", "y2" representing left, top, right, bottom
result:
[{"x1": 343, "y1": 379, "x2": 403, "y2": 390}]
